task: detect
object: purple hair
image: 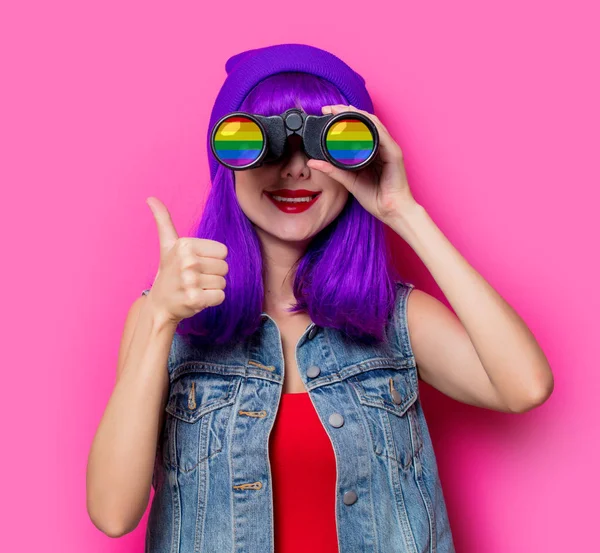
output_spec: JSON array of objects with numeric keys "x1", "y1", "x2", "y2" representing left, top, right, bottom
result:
[{"x1": 167, "y1": 72, "x2": 404, "y2": 345}]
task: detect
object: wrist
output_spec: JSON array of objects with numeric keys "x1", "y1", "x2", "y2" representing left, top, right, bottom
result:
[
  {"x1": 385, "y1": 201, "x2": 429, "y2": 245},
  {"x1": 385, "y1": 201, "x2": 426, "y2": 227},
  {"x1": 142, "y1": 293, "x2": 181, "y2": 332}
]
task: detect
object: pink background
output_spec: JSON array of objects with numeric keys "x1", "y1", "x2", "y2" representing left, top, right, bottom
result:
[{"x1": 1, "y1": 0, "x2": 598, "y2": 551}]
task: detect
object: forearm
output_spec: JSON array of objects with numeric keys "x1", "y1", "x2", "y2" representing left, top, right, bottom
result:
[
  {"x1": 386, "y1": 202, "x2": 554, "y2": 411},
  {"x1": 87, "y1": 301, "x2": 175, "y2": 536}
]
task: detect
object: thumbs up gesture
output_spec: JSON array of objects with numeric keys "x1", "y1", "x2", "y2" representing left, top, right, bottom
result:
[{"x1": 145, "y1": 197, "x2": 229, "y2": 325}]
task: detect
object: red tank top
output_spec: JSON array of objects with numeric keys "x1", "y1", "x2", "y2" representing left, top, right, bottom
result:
[{"x1": 268, "y1": 392, "x2": 339, "y2": 553}]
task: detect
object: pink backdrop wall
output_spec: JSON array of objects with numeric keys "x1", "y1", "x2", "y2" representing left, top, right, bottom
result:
[{"x1": 1, "y1": 0, "x2": 598, "y2": 551}]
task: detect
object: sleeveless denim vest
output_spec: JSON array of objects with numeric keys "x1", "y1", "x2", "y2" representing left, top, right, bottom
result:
[{"x1": 141, "y1": 282, "x2": 456, "y2": 553}]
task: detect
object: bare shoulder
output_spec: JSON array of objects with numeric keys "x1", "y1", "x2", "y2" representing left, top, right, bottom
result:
[
  {"x1": 405, "y1": 287, "x2": 458, "y2": 335},
  {"x1": 404, "y1": 287, "x2": 467, "y2": 372},
  {"x1": 116, "y1": 294, "x2": 149, "y2": 380},
  {"x1": 405, "y1": 286, "x2": 470, "y2": 380}
]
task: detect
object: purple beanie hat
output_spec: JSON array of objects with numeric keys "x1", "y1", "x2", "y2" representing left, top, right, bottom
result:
[{"x1": 206, "y1": 43, "x2": 375, "y2": 182}]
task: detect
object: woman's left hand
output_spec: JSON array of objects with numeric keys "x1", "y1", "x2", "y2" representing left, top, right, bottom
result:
[{"x1": 307, "y1": 104, "x2": 418, "y2": 223}]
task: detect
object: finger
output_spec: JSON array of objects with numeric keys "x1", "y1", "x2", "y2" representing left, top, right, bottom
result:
[
  {"x1": 197, "y1": 273, "x2": 227, "y2": 290},
  {"x1": 146, "y1": 197, "x2": 179, "y2": 258},
  {"x1": 307, "y1": 158, "x2": 359, "y2": 195},
  {"x1": 178, "y1": 237, "x2": 229, "y2": 262},
  {"x1": 323, "y1": 105, "x2": 403, "y2": 164},
  {"x1": 348, "y1": 106, "x2": 402, "y2": 155},
  {"x1": 324, "y1": 104, "x2": 392, "y2": 137},
  {"x1": 196, "y1": 257, "x2": 228, "y2": 277}
]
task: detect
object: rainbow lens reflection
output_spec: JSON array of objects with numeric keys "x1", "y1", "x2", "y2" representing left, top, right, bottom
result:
[
  {"x1": 325, "y1": 118, "x2": 375, "y2": 166},
  {"x1": 213, "y1": 116, "x2": 265, "y2": 167}
]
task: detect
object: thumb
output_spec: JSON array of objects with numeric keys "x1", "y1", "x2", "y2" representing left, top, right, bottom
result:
[{"x1": 146, "y1": 196, "x2": 179, "y2": 258}]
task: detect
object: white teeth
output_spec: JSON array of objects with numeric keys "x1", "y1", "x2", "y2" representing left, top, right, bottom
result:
[{"x1": 271, "y1": 194, "x2": 317, "y2": 203}]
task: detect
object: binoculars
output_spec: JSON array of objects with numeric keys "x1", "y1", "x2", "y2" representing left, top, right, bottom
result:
[{"x1": 210, "y1": 108, "x2": 379, "y2": 172}]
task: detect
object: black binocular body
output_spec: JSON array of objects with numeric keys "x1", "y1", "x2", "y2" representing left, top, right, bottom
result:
[{"x1": 210, "y1": 108, "x2": 379, "y2": 172}]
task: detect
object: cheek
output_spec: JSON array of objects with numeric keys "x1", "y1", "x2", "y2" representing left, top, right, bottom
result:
[
  {"x1": 328, "y1": 183, "x2": 350, "y2": 209},
  {"x1": 329, "y1": 194, "x2": 350, "y2": 221},
  {"x1": 232, "y1": 174, "x2": 268, "y2": 223},
  {"x1": 234, "y1": 168, "x2": 276, "y2": 195},
  {"x1": 233, "y1": 173, "x2": 256, "y2": 203}
]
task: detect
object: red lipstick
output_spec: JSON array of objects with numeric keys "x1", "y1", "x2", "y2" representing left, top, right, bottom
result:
[
  {"x1": 266, "y1": 189, "x2": 320, "y2": 197},
  {"x1": 265, "y1": 189, "x2": 322, "y2": 214}
]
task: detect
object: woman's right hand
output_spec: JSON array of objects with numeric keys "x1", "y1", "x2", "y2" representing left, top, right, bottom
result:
[{"x1": 144, "y1": 196, "x2": 228, "y2": 325}]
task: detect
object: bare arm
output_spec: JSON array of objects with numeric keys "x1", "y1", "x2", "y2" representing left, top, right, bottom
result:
[
  {"x1": 86, "y1": 293, "x2": 176, "y2": 537},
  {"x1": 390, "y1": 203, "x2": 554, "y2": 413}
]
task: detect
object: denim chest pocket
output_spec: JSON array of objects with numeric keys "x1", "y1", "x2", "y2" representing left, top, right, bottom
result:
[
  {"x1": 163, "y1": 370, "x2": 241, "y2": 472},
  {"x1": 349, "y1": 365, "x2": 422, "y2": 471}
]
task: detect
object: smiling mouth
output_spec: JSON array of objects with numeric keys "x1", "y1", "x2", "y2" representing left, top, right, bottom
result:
[{"x1": 265, "y1": 192, "x2": 321, "y2": 203}]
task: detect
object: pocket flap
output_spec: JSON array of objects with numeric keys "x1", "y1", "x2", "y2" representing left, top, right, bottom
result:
[
  {"x1": 165, "y1": 372, "x2": 240, "y2": 423},
  {"x1": 350, "y1": 367, "x2": 418, "y2": 417}
]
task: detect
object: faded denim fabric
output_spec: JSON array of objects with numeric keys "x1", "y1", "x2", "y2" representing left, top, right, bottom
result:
[{"x1": 141, "y1": 282, "x2": 456, "y2": 553}]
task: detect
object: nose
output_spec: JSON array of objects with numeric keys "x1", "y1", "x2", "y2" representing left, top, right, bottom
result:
[{"x1": 280, "y1": 135, "x2": 309, "y2": 179}]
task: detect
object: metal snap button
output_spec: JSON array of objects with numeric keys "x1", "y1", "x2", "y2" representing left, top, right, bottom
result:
[
  {"x1": 307, "y1": 325, "x2": 319, "y2": 340},
  {"x1": 328, "y1": 413, "x2": 344, "y2": 428},
  {"x1": 306, "y1": 365, "x2": 321, "y2": 378},
  {"x1": 343, "y1": 490, "x2": 358, "y2": 505}
]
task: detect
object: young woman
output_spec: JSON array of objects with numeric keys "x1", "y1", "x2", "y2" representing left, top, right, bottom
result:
[{"x1": 87, "y1": 43, "x2": 554, "y2": 553}]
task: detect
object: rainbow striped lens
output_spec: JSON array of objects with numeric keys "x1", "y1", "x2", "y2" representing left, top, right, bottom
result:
[
  {"x1": 325, "y1": 118, "x2": 375, "y2": 167},
  {"x1": 212, "y1": 115, "x2": 265, "y2": 168}
]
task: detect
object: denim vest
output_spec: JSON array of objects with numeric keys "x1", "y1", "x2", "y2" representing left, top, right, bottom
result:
[{"x1": 141, "y1": 282, "x2": 456, "y2": 553}]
